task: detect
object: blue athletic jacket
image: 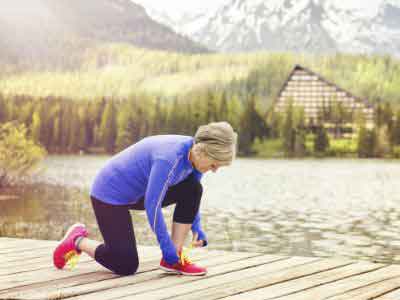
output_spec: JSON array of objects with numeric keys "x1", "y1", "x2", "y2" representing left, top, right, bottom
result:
[{"x1": 90, "y1": 135, "x2": 207, "y2": 264}]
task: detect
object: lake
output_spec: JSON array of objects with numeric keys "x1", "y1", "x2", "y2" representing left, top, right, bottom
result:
[{"x1": 1, "y1": 155, "x2": 400, "y2": 264}]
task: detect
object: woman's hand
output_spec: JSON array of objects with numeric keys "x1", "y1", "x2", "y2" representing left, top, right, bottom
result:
[{"x1": 191, "y1": 232, "x2": 205, "y2": 248}]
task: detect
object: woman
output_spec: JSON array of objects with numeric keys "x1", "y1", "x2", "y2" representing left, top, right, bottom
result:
[{"x1": 53, "y1": 122, "x2": 237, "y2": 276}]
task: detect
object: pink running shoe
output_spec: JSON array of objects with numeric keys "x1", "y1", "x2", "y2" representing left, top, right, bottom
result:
[
  {"x1": 159, "y1": 249, "x2": 207, "y2": 276},
  {"x1": 53, "y1": 223, "x2": 88, "y2": 269}
]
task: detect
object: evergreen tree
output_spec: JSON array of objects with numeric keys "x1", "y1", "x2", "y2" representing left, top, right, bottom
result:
[
  {"x1": 18, "y1": 100, "x2": 34, "y2": 127},
  {"x1": 357, "y1": 126, "x2": 377, "y2": 158},
  {"x1": 267, "y1": 108, "x2": 281, "y2": 139},
  {"x1": 357, "y1": 125, "x2": 368, "y2": 158},
  {"x1": 376, "y1": 126, "x2": 391, "y2": 158},
  {"x1": 239, "y1": 95, "x2": 268, "y2": 155},
  {"x1": 60, "y1": 103, "x2": 72, "y2": 151},
  {"x1": 31, "y1": 111, "x2": 42, "y2": 144},
  {"x1": 100, "y1": 100, "x2": 117, "y2": 153},
  {"x1": 78, "y1": 105, "x2": 90, "y2": 151},
  {"x1": 51, "y1": 103, "x2": 62, "y2": 152},
  {"x1": 153, "y1": 97, "x2": 165, "y2": 134},
  {"x1": 391, "y1": 110, "x2": 400, "y2": 146},
  {"x1": 0, "y1": 94, "x2": 7, "y2": 123},
  {"x1": 294, "y1": 129, "x2": 306, "y2": 157},
  {"x1": 383, "y1": 102, "x2": 394, "y2": 135},
  {"x1": 116, "y1": 102, "x2": 137, "y2": 151},
  {"x1": 282, "y1": 101, "x2": 295, "y2": 157},
  {"x1": 219, "y1": 91, "x2": 229, "y2": 122},
  {"x1": 68, "y1": 106, "x2": 81, "y2": 153},
  {"x1": 205, "y1": 89, "x2": 218, "y2": 123},
  {"x1": 331, "y1": 100, "x2": 348, "y2": 138},
  {"x1": 374, "y1": 101, "x2": 384, "y2": 128},
  {"x1": 293, "y1": 107, "x2": 307, "y2": 157},
  {"x1": 227, "y1": 95, "x2": 243, "y2": 131},
  {"x1": 314, "y1": 126, "x2": 330, "y2": 154},
  {"x1": 167, "y1": 97, "x2": 182, "y2": 133}
]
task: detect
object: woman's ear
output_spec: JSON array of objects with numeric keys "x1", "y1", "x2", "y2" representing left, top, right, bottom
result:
[{"x1": 193, "y1": 143, "x2": 206, "y2": 158}]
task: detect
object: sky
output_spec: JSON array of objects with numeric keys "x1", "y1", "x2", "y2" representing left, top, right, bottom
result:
[{"x1": 133, "y1": 0, "x2": 227, "y2": 18}]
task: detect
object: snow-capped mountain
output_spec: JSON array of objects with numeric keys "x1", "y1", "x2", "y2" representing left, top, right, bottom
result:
[
  {"x1": 133, "y1": 1, "x2": 220, "y2": 38},
  {"x1": 140, "y1": 0, "x2": 400, "y2": 55}
]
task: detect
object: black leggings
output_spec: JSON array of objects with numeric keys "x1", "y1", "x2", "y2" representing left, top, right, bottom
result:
[{"x1": 91, "y1": 174, "x2": 203, "y2": 275}]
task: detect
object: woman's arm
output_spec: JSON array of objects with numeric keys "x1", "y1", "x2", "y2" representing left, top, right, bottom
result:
[
  {"x1": 191, "y1": 170, "x2": 208, "y2": 246},
  {"x1": 144, "y1": 159, "x2": 180, "y2": 264},
  {"x1": 191, "y1": 212, "x2": 208, "y2": 246}
]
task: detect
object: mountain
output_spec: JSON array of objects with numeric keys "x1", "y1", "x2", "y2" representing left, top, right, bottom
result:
[
  {"x1": 143, "y1": 0, "x2": 400, "y2": 56},
  {"x1": 0, "y1": 0, "x2": 208, "y2": 70},
  {"x1": 140, "y1": 4, "x2": 217, "y2": 39}
]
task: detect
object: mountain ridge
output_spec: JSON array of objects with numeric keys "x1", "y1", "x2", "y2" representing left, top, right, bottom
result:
[{"x1": 143, "y1": 0, "x2": 400, "y2": 56}]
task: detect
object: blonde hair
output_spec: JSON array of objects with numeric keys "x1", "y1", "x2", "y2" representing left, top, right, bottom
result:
[{"x1": 194, "y1": 122, "x2": 238, "y2": 163}]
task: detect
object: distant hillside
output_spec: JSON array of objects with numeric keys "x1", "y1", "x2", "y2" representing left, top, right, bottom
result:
[
  {"x1": 0, "y1": 0, "x2": 208, "y2": 71},
  {"x1": 2, "y1": 45, "x2": 400, "y2": 108}
]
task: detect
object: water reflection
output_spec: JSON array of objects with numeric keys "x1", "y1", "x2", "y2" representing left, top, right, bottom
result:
[{"x1": 1, "y1": 156, "x2": 400, "y2": 264}]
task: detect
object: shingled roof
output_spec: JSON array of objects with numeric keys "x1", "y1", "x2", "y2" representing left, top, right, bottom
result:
[{"x1": 275, "y1": 64, "x2": 374, "y2": 122}]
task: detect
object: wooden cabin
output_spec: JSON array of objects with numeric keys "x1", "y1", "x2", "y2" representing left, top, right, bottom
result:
[{"x1": 274, "y1": 65, "x2": 374, "y2": 138}]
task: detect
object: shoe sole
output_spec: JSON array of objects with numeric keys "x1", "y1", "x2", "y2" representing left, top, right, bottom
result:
[{"x1": 159, "y1": 265, "x2": 207, "y2": 276}]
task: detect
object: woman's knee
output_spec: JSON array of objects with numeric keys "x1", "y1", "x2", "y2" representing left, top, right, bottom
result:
[
  {"x1": 96, "y1": 245, "x2": 139, "y2": 276},
  {"x1": 113, "y1": 260, "x2": 139, "y2": 276},
  {"x1": 108, "y1": 250, "x2": 139, "y2": 275},
  {"x1": 173, "y1": 183, "x2": 202, "y2": 223}
]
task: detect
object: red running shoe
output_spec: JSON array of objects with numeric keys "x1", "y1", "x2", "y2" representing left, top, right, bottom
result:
[
  {"x1": 159, "y1": 249, "x2": 207, "y2": 276},
  {"x1": 53, "y1": 223, "x2": 88, "y2": 269}
]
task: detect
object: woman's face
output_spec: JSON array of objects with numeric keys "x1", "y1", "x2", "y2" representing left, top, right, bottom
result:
[{"x1": 193, "y1": 152, "x2": 229, "y2": 173}]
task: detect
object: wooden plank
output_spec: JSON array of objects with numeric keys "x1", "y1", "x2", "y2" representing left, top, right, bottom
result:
[
  {"x1": 0, "y1": 250, "x2": 227, "y2": 299},
  {"x1": 111, "y1": 256, "x2": 324, "y2": 300},
  {"x1": 0, "y1": 245, "x2": 54, "y2": 254},
  {"x1": 134, "y1": 258, "x2": 353, "y2": 300},
  {"x1": 0, "y1": 244, "x2": 56, "y2": 254},
  {"x1": 326, "y1": 276, "x2": 400, "y2": 300},
  {"x1": 0, "y1": 248, "x2": 55, "y2": 263},
  {"x1": 0, "y1": 247, "x2": 212, "y2": 272},
  {"x1": 0, "y1": 256, "x2": 166, "y2": 299},
  {"x1": 0, "y1": 242, "x2": 42, "y2": 250},
  {"x1": 0, "y1": 247, "x2": 163, "y2": 277},
  {"x1": 0, "y1": 246, "x2": 54, "y2": 257},
  {"x1": 0, "y1": 238, "x2": 53, "y2": 243},
  {"x1": 0, "y1": 252, "x2": 56, "y2": 264},
  {"x1": 0, "y1": 238, "x2": 56, "y2": 248},
  {"x1": 375, "y1": 288, "x2": 400, "y2": 300},
  {"x1": 0, "y1": 259, "x2": 154, "y2": 298},
  {"x1": 0, "y1": 256, "x2": 58, "y2": 269},
  {"x1": 53, "y1": 253, "x2": 273, "y2": 300},
  {"x1": 0, "y1": 260, "x2": 110, "y2": 292},
  {"x1": 0, "y1": 246, "x2": 164, "y2": 293},
  {"x1": 0, "y1": 256, "x2": 94, "y2": 276},
  {"x1": 0, "y1": 245, "x2": 160, "y2": 266},
  {"x1": 222, "y1": 262, "x2": 385, "y2": 300},
  {"x1": 261, "y1": 264, "x2": 400, "y2": 300}
]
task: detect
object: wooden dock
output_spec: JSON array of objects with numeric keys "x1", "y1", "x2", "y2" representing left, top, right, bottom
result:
[{"x1": 1, "y1": 237, "x2": 400, "y2": 300}]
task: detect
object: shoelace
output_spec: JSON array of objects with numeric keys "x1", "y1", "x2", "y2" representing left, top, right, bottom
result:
[
  {"x1": 179, "y1": 245, "x2": 193, "y2": 266},
  {"x1": 64, "y1": 250, "x2": 80, "y2": 269}
]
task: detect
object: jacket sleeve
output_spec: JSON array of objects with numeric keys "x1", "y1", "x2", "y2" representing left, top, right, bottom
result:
[
  {"x1": 191, "y1": 212, "x2": 208, "y2": 247},
  {"x1": 144, "y1": 159, "x2": 179, "y2": 265},
  {"x1": 191, "y1": 169, "x2": 208, "y2": 246}
]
